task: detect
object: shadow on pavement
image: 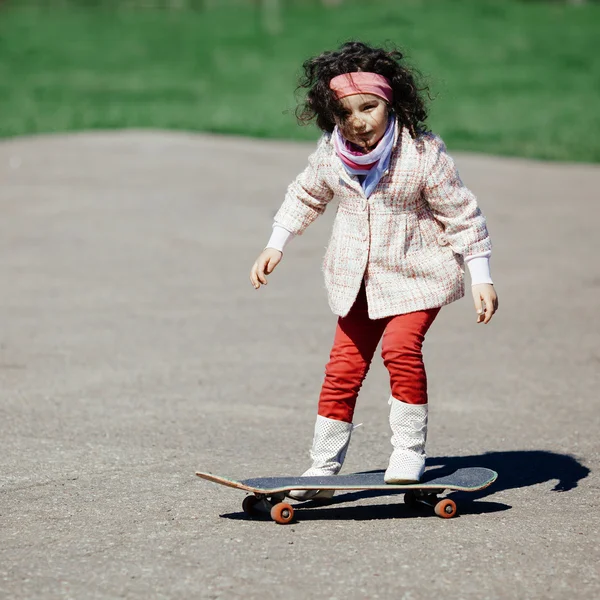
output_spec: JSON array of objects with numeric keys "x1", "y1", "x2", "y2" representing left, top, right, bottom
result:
[
  {"x1": 218, "y1": 450, "x2": 588, "y2": 522},
  {"x1": 425, "y1": 449, "x2": 590, "y2": 496},
  {"x1": 345, "y1": 448, "x2": 589, "y2": 500},
  {"x1": 301, "y1": 448, "x2": 589, "y2": 506},
  {"x1": 220, "y1": 498, "x2": 508, "y2": 523}
]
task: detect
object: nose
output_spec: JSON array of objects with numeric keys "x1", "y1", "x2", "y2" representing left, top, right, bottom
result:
[{"x1": 350, "y1": 114, "x2": 366, "y2": 131}]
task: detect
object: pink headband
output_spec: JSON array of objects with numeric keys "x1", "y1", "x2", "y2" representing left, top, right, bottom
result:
[{"x1": 329, "y1": 72, "x2": 393, "y2": 103}]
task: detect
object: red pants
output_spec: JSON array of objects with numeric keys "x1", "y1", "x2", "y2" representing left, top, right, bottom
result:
[{"x1": 318, "y1": 285, "x2": 440, "y2": 423}]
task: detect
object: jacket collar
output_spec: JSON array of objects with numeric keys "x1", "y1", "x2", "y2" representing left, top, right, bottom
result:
[{"x1": 329, "y1": 118, "x2": 404, "y2": 194}]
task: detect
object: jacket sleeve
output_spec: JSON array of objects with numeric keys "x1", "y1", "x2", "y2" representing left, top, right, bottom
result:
[
  {"x1": 273, "y1": 134, "x2": 334, "y2": 236},
  {"x1": 422, "y1": 134, "x2": 492, "y2": 258}
]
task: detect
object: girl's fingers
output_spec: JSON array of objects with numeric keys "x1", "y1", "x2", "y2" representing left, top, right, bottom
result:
[
  {"x1": 256, "y1": 260, "x2": 268, "y2": 285},
  {"x1": 251, "y1": 251, "x2": 281, "y2": 289},
  {"x1": 472, "y1": 285, "x2": 498, "y2": 324},
  {"x1": 250, "y1": 263, "x2": 264, "y2": 289},
  {"x1": 250, "y1": 265, "x2": 259, "y2": 288},
  {"x1": 473, "y1": 292, "x2": 485, "y2": 323},
  {"x1": 483, "y1": 303, "x2": 493, "y2": 324},
  {"x1": 264, "y1": 259, "x2": 274, "y2": 275},
  {"x1": 482, "y1": 293, "x2": 497, "y2": 323},
  {"x1": 265, "y1": 256, "x2": 280, "y2": 275}
]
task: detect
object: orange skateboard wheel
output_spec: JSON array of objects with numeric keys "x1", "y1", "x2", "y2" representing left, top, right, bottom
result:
[
  {"x1": 270, "y1": 502, "x2": 294, "y2": 524},
  {"x1": 434, "y1": 498, "x2": 457, "y2": 519}
]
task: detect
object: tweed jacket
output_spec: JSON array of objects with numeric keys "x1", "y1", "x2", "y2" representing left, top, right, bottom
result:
[{"x1": 273, "y1": 124, "x2": 492, "y2": 319}]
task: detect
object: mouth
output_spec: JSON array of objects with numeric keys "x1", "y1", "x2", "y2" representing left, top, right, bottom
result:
[{"x1": 355, "y1": 133, "x2": 374, "y2": 146}]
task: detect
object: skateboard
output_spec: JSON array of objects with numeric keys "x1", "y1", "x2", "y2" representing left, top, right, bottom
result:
[{"x1": 196, "y1": 467, "x2": 497, "y2": 524}]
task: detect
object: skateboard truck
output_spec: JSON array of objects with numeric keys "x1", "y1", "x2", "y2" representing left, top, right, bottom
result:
[
  {"x1": 403, "y1": 489, "x2": 457, "y2": 518},
  {"x1": 242, "y1": 493, "x2": 293, "y2": 524}
]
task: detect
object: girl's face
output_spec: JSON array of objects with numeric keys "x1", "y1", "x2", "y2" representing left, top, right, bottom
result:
[{"x1": 336, "y1": 93, "x2": 389, "y2": 152}]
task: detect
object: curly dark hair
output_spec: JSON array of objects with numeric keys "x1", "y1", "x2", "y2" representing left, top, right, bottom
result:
[{"x1": 296, "y1": 41, "x2": 430, "y2": 138}]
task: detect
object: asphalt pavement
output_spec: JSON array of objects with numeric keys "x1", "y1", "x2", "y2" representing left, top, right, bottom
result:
[{"x1": 1, "y1": 131, "x2": 598, "y2": 599}]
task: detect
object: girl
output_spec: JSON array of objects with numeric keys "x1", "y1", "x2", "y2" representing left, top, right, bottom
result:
[{"x1": 249, "y1": 41, "x2": 498, "y2": 500}]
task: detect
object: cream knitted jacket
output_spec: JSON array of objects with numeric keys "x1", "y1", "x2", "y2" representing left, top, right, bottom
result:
[{"x1": 272, "y1": 126, "x2": 493, "y2": 319}]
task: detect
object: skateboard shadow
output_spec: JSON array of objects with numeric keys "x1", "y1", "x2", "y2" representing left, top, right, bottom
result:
[
  {"x1": 425, "y1": 449, "x2": 589, "y2": 497},
  {"x1": 292, "y1": 487, "x2": 510, "y2": 517},
  {"x1": 220, "y1": 498, "x2": 509, "y2": 523},
  {"x1": 338, "y1": 448, "x2": 588, "y2": 503},
  {"x1": 218, "y1": 449, "x2": 588, "y2": 523},
  {"x1": 291, "y1": 448, "x2": 589, "y2": 515}
]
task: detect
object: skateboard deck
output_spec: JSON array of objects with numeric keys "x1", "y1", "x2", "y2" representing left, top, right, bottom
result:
[{"x1": 196, "y1": 467, "x2": 497, "y2": 523}]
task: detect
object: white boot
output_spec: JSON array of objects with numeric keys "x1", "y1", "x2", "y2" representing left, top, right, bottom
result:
[
  {"x1": 384, "y1": 397, "x2": 428, "y2": 484},
  {"x1": 287, "y1": 415, "x2": 353, "y2": 500}
]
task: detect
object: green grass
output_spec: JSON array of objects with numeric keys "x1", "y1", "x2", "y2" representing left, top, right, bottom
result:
[{"x1": 1, "y1": 0, "x2": 599, "y2": 161}]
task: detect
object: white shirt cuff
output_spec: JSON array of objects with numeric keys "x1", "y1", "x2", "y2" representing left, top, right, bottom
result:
[
  {"x1": 464, "y1": 255, "x2": 493, "y2": 286},
  {"x1": 265, "y1": 224, "x2": 294, "y2": 252}
]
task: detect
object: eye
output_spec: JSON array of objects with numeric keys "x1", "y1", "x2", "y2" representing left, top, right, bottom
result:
[{"x1": 362, "y1": 104, "x2": 376, "y2": 112}]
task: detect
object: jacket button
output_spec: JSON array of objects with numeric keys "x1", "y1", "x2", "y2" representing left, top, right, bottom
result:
[{"x1": 437, "y1": 233, "x2": 449, "y2": 246}]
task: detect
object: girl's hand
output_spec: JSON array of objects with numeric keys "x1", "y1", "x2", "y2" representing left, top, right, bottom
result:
[
  {"x1": 250, "y1": 248, "x2": 283, "y2": 289},
  {"x1": 471, "y1": 284, "x2": 498, "y2": 324}
]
